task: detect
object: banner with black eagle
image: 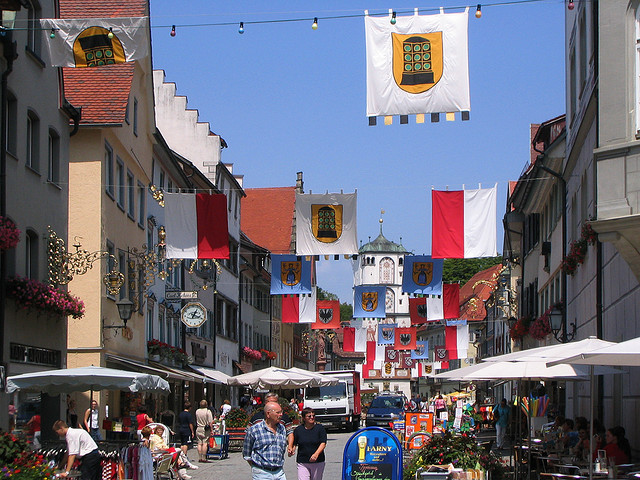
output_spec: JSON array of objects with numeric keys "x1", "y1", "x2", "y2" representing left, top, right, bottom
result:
[
  {"x1": 295, "y1": 192, "x2": 358, "y2": 256},
  {"x1": 353, "y1": 285, "x2": 386, "y2": 318},
  {"x1": 312, "y1": 300, "x2": 341, "y2": 329},
  {"x1": 270, "y1": 254, "x2": 312, "y2": 294},
  {"x1": 365, "y1": 9, "x2": 470, "y2": 117}
]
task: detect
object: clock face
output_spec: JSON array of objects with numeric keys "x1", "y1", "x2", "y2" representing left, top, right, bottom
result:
[{"x1": 181, "y1": 302, "x2": 206, "y2": 328}]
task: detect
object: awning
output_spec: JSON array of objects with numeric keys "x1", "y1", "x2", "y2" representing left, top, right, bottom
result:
[
  {"x1": 190, "y1": 366, "x2": 230, "y2": 384},
  {"x1": 148, "y1": 362, "x2": 212, "y2": 384},
  {"x1": 106, "y1": 354, "x2": 192, "y2": 382}
]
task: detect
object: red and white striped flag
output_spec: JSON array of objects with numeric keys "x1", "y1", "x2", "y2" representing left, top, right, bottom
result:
[
  {"x1": 410, "y1": 284, "x2": 460, "y2": 324},
  {"x1": 445, "y1": 324, "x2": 469, "y2": 360},
  {"x1": 431, "y1": 186, "x2": 497, "y2": 259},
  {"x1": 281, "y1": 292, "x2": 317, "y2": 323}
]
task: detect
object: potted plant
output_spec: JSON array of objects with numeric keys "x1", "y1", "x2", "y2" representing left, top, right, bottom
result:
[
  {"x1": 225, "y1": 408, "x2": 250, "y2": 451},
  {"x1": 147, "y1": 339, "x2": 162, "y2": 361},
  {"x1": 6, "y1": 276, "x2": 85, "y2": 319}
]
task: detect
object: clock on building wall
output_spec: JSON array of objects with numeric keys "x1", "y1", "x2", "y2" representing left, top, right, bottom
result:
[
  {"x1": 385, "y1": 289, "x2": 394, "y2": 312},
  {"x1": 181, "y1": 302, "x2": 206, "y2": 328}
]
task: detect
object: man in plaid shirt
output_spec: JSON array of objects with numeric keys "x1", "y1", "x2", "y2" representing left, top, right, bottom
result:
[{"x1": 243, "y1": 402, "x2": 288, "y2": 480}]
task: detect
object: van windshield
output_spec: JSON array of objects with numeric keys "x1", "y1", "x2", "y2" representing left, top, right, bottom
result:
[
  {"x1": 370, "y1": 397, "x2": 404, "y2": 409},
  {"x1": 305, "y1": 383, "x2": 347, "y2": 400}
]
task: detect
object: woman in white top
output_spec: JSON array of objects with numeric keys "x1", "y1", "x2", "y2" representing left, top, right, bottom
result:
[
  {"x1": 83, "y1": 400, "x2": 102, "y2": 441},
  {"x1": 195, "y1": 400, "x2": 213, "y2": 463},
  {"x1": 220, "y1": 399, "x2": 232, "y2": 417}
]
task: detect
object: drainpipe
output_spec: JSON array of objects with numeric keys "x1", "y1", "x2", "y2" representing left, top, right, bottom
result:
[{"x1": 0, "y1": 30, "x2": 16, "y2": 385}]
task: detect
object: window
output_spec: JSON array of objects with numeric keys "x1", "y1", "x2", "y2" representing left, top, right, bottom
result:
[
  {"x1": 379, "y1": 257, "x2": 394, "y2": 284},
  {"x1": 146, "y1": 306, "x2": 153, "y2": 341},
  {"x1": 127, "y1": 170, "x2": 135, "y2": 219},
  {"x1": 5, "y1": 92, "x2": 16, "y2": 155},
  {"x1": 216, "y1": 299, "x2": 223, "y2": 335},
  {"x1": 138, "y1": 181, "x2": 145, "y2": 226},
  {"x1": 48, "y1": 129, "x2": 60, "y2": 184},
  {"x1": 25, "y1": 229, "x2": 38, "y2": 279},
  {"x1": 116, "y1": 158, "x2": 125, "y2": 209},
  {"x1": 26, "y1": 111, "x2": 39, "y2": 171},
  {"x1": 125, "y1": 97, "x2": 130, "y2": 124},
  {"x1": 26, "y1": 1, "x2": 41, "y2": 57},
  {"x1": 133, "y1": 98, "x2": 138, "y2": 136},
  {"x1": 159, "y1": 170, "x2": 165, "y2": 190},
  {"x1": 159, "y1": 307, "x2": 165, "y2": 343},
  {"x1": 105, "y1": 143, "x2": 114, "y2": 197}
]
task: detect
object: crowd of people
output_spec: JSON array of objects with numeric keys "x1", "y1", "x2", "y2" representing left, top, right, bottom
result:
[{"x1": 543, "y1": 414, "x2": 632, "y2": 465}]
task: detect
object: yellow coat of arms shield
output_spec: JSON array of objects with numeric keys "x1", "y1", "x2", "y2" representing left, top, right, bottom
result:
[
  {"x1": 73, "y1": 26, "x2": 127, "y2": 67},
  {"x1": 412, "y1": 262, "x2": 433, "y2": 286},
  {"x1": 392, "y1": 32, "x2": 443, "y2": 94},
  {"x1": 362, "y1": 291, "x2": 379, "y2": 312},
  {"x1": 311, "y1": 204, "x2": 343, "y2": 243},
  {"x1": 281, "y1": 261, "x2": 301, "y2": 286}
]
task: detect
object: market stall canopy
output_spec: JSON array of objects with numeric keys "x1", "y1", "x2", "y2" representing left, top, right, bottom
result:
[
  {"x1": 482, "y1": 336, "x2": 615, "y2": 363},
  {"x1": 6, "y1": 366, "x2": 170, "y2": 394},
  {"x1": 547, "y1": 336, "x2": 640, "y2": 367},
  {"x1": 434, "y1": 360, "x2": 622, "y2": 381},
  {"x1": 227, "y1": 366, "x2": 337, "y2": 389}
]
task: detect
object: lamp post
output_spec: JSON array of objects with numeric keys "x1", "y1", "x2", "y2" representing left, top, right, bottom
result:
[
  {"x1": 103, "y1": 298, "x2": 135, "y2": 334},
  {"x1": 548, "y1": 305, "x2": 575, "y2": 343}
]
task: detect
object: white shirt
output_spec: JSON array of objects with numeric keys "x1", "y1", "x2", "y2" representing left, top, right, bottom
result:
[
  {"x1": 221, "y1": 404, "x2": 232, "y2": 415},
  {"x1": 66, "y1": 427, "x2": 98, "y2": 457}
]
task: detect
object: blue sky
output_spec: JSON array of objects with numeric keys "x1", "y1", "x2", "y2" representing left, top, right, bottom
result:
[{"x1": 149, "y1": 1, "x2": 566, "y2": 302}]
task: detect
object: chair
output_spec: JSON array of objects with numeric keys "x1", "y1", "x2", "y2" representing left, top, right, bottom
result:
[{"x1": 154, "y1": 453, "x2": 175, "y2": 480}]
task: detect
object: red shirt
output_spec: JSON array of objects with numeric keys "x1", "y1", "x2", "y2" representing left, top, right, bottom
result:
[
  {"x1": 604, "y1": 443, "x2": 629, "y2": 465},
  {"x1": 29, "y1": 415, "x2": 41, "y2": 434},
  {"x1": 137, "y1": 413, "x2": 150, "y2": 429}
]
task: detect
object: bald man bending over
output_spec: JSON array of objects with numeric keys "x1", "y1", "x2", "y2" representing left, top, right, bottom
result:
[{"x1": 243, "y1": 401, "x2": 288, "y2": 480}]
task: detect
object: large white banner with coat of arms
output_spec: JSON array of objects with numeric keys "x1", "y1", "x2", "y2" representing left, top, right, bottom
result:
[{"x1": 365, "y1": 10, "x2": 470, "y2": 116}]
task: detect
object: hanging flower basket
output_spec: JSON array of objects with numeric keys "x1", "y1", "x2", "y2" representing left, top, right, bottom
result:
[
  {"x1": 529, "y1": 315, "x2": 551, "y2": 340},
  {"x1": 6, "y1": 276, "x2": 85, "y2": 319},
  {"x1": 242, "y1": 347, "x2": 262, "y2": 360},
  {"x1": 509, "y1": 316, "x2": 531, "y2": 340},
  {"x1": 0, "y1": 217, "x2": 20, "y2": 251},
  {"x1": 562, "y1": 223, "x2": 597, "y2": 276},
  {"x1": 260, "y1": 349, "x2": 277, "y2": 360}
]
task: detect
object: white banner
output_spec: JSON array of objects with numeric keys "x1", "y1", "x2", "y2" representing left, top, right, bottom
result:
[
  {"x1": 40, "y1": 17, "x2": 149, "y2": 67},
  {"x1": 365, "y1": 10, "x2": 469, "y2": 116},
  {"x1": 295, "y1": 192, "x2": 358, "y2": 255}
]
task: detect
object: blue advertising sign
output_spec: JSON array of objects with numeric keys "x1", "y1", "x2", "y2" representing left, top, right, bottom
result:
[{"x1": 342, "y1": 426, "x2": 402, "y2": 480}]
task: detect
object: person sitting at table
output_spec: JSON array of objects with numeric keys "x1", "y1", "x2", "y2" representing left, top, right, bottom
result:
[
  {"x1": 141, "y1": 426, "x2": 152, "y2": 449},
  {"x1": 560, "y1": 419, "x2": 580, "y2": 452},
  {"x1": 149, "y1": 425, "x2": 198, "y2": 479},
  {"x1": 571, "y1": 426, "x2": 591, "y2": 461},
  {"x1": 603, "y1": 426, "x2": 631, "y2": 465}
]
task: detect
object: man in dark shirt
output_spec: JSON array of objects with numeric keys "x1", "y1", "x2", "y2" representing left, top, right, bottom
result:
[
  {"x1": 177, "y1": 401, "x2": 195, "y2": 456},
  {"x1": 250, "y1": 393, "x2": 293, "y2": 439}
]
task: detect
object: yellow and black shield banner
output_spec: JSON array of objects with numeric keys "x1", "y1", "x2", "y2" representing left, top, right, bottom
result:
[
  {"x1": 392, "y1": 32, "x2": 443, "y2": 94},
  {"x1": 281, "y1": 261, "x2": 301, "y2": 286},
  {"x1": 311, "y1": 204, "x2": 343, "y2": 243},
  {"x1": 362, "y1": 291, "x2": 379, "y2": 312},
  {"x1": 73, "y1": 26, "x2": 126, "y2": 67},
  {"x1": 412, "y1": 262, "x2": 433, "y2": 286}
]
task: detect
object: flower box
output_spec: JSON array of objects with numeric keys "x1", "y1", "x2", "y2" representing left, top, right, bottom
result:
[{"x1": 6, "y1": 276, "x2": 85, "y2": 318}]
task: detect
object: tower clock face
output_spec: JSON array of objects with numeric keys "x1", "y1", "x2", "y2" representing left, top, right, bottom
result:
[{"x1": 181, "y1": 302, "x2": 206, "y2": 328}]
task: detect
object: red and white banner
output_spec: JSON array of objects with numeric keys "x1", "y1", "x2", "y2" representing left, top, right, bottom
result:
[
  {"x1": 164, "y1": 193, "x2": 229, "y2": 259},
  {"x1": 445, "y1": 324, "x2": 469, "y2": 360},
  {"x1": 431, "y1": 186, "x2": 497, "y2": 259},
  {"x1": 343, "y1": 327, "x2": 355, "y2": 352},
  {"x1": 281, "y1": 291, "x2": 317, "y2": 323},
  {"x1": 410, "y1": 284, "x2": 460, "y2": 324}
]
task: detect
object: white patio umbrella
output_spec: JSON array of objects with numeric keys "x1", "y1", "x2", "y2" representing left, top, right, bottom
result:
[
  {"x1": 547, "y1": 336, "x2": 640, "y2": 367},
  {"x1": 482, "y1": 336, "x2": 616, "y2": 363},
  {"x1": 6, "y1": 366, "x2": 170, "y2": 394},
  {"x1": 284, "y1": 367, "x2": 340, "y2": 386},
  {"x1": 227, "y1": 366, "x2": 325, "y2": 389}
]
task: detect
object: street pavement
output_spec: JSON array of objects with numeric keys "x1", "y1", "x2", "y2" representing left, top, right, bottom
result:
[{"x1": 182, "y1": 430, "x2": 352, "y2": 480}]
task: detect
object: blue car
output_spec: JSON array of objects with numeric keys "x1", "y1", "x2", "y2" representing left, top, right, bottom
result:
[{"x1": 364, "y1": 393, "x2": 407, "y2": 429}]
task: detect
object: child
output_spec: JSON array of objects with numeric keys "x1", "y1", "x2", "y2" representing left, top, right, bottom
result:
[{"x1": 140, "y1": 426, "x2": 152, "y2": 448}]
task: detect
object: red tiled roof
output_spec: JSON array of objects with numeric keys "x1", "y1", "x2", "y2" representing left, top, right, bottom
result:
[
  {"x1": 242, "y1": 187, "x2": 296, "y2": 254},
  {"x1": 458, "y1": 264, "x2": 503, "y2": 322},
  {"x1": 60, "y1": 0, "x2": 147, "y2": 18},
  {"x1": 64, "y1": 64, "x2": 134, "y2": 125}
]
